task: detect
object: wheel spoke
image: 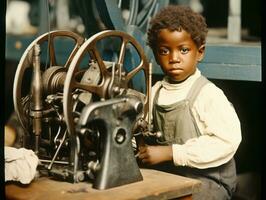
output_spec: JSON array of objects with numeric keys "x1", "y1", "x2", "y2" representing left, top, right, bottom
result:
[
  {"x1": 48, "y1": 36, "x2": 57, "y2": 66},
  {"x1": 74, "y1": 82, "x2": 104, "y2": 98},
  {"x1": 65, "y1": 43, "x2": 83, "y2": 68},
  {"x1": 89, "y1": 46, "x2": 108, "y2": 75},
  {"x1": 126, "y1": 61, "x2": 144, "y2": 81},
  {"x1": 117, "y1": 39, "x2": 128, "y2": 65}
]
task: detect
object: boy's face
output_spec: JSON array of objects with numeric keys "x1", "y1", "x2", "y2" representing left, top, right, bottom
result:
[{"x1": 154, "y1": 28, "x2": 205, "y2": 82}]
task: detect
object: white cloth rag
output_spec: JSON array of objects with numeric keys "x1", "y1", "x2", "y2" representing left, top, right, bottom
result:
[{"x1": 5, "y1": 147, "x2": 39, "y2": 184}]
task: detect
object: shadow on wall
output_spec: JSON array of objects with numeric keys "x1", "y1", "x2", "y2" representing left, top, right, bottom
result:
[{"x1": 211, "y1": 79, "x2": 263, "y2": 200}]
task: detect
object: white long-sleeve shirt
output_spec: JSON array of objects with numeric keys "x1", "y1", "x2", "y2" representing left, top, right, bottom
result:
[{"x1": 152, "y1": 69, "x2": 242, "y2": 169}]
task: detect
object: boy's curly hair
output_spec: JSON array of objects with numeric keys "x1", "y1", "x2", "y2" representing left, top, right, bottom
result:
[{"x1": 147, "y1": 5, "x2": 208, "y2": 49}]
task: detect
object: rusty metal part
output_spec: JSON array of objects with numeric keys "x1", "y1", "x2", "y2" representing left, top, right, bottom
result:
[
  {"x1": 30, "y1": 44, "x2": 43, "y2": 154},
  {"x1": 76, "y1": 95, "x2": 144, "y2": 189},
  {"x1": 13, "y1": 30, "x2": 85, "y2": 133},
  {"x1": 42, "y1": 66, "x2": 67, "y2": 95},
  {"x1": 63, "y1": 30, "x2": 152, "y2": 136},
  {"x1": 12, "y1": 29, "x2": 153, "y2": 187}
]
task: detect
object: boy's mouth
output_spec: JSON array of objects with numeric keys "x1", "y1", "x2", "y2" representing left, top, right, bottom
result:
[
  {"x1": 170, "y1": 67, "x2": 183, "y2": 72},
  {"x1": 170, "y1": 64, "x2": 183, "y2": 70}
]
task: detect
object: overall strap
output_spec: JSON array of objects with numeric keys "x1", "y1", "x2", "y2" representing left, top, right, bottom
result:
[
  {"x1": 186, "y1": 76, "x2": 210, "y2": 107},
  {"x1": 153, "y1": 83, "x2": 163, "y2": 105}
]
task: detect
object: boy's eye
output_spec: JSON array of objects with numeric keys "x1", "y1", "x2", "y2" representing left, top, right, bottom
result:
[
  {"x1": 158, "y1": 48, "x2": 169, "y2": 55},
  {"x1": 180, "y1": 47, "x2": 189, "y2": 54}
]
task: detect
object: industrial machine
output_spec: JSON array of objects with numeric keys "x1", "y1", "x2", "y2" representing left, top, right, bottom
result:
[{"x1": 13, "y1": 29, "x2": 153, "y2": 189}]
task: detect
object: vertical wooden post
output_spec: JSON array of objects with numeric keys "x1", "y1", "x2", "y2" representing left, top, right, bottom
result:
[
  {"x1": 227, "y1": 0, "x2": 241, "y2": 43},
  {"x1": 38, "y1": 0, "x2": 49, "y2": 35}
]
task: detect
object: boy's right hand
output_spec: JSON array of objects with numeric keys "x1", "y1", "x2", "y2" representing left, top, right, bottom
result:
[{"x1": 138, "y1": 145, "x2": 173, "y2": 165}]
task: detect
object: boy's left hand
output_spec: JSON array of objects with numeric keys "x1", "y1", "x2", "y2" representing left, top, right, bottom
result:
[{"x1": 138, "y1": 145, "x2": 173, "y2": 165}]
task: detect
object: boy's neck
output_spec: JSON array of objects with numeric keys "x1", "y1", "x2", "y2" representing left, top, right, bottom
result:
[{"x1": 168, "y1": 77, "x2": 188, "y2": 84}]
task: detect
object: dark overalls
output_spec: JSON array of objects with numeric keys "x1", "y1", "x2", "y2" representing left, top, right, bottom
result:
[{"x1": 152, "y1": 76, "x2": 236, "y2": 200}]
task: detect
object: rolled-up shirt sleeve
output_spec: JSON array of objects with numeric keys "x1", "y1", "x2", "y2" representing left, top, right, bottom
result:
[{"x1": 172, "y1": 83, "x2": 242, "y2": 169}]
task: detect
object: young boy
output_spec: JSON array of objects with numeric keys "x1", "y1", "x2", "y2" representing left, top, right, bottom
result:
[{"x1": 138, "y1": 5, "x2": 242, "y2": 199}]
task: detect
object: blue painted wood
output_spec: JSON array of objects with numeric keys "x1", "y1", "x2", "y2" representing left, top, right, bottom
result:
[
  {"x1": 203, "y1": 45, "x2": 261, "y2": 65},
  {"x1": 198, "y1": 63, "x2": 261, "y2": 81},
  {"x1": 5, "y1": 35, "x2": 35, "y2": 61}
]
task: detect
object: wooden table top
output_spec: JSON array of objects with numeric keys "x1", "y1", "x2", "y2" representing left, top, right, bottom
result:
[{"x1": 5, "y1": 168, "x2": 201, "y2": 200}]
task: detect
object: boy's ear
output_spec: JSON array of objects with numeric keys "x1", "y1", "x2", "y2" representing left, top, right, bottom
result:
[{"x1": 197, "y1": 45, "x2": 205, "y2": 62}]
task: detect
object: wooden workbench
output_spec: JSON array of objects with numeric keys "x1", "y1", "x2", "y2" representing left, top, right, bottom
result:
[{"x1": 5, "y1": 168, "x2": 201, "y2": 200}]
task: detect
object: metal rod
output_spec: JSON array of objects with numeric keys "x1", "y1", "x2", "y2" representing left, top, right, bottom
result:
[
  {"x1": 31, "y1": 44, "x2": 43, "y2": 155},
  {"x1": 147, "y1": 62, "x2": 152, "y2": 131},
  {"x1": 48, "y1": 130, "x2": 67, "y2": 170},
  {"x1": 39, "y1": 159, "x2": 69, "y2": 165}
]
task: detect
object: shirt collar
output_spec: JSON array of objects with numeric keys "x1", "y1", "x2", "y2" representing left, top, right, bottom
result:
[{"x1": 161, "y1": 69, "x2": 201, "y2": 90}]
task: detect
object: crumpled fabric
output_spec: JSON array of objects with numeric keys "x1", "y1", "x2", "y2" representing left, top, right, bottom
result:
[{"x1": 5, "y1": 147, "x2": 39, "y2": 184}]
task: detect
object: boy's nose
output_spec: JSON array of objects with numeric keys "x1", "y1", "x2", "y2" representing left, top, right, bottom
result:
[{"x1": 169, "y1": 51, "x2": 180, "y2": 62}]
